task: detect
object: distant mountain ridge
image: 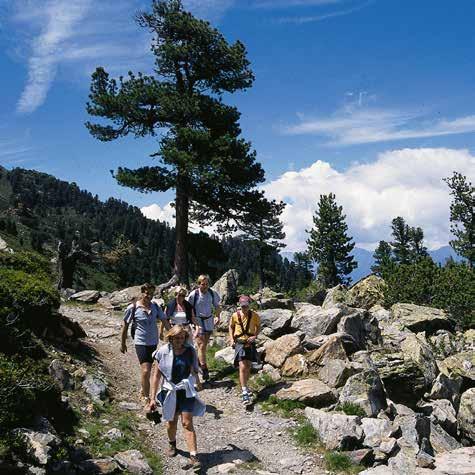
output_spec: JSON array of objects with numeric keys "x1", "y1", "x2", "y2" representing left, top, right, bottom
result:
[{"x1": 281, "y1": 245, "x2": 461, "y2": 283}]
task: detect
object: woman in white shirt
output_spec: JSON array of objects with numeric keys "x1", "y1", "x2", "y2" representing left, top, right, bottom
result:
[{"x1": 165, "y1": 287, "x2": 198, "y2": 344}]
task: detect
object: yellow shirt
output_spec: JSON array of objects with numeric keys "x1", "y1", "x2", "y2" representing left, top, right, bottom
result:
[{"x1": 230, "y1": 310, "x2": 260, "y2": 342}]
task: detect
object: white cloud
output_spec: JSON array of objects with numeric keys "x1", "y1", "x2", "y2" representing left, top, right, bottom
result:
[
  {"x1": 183, "y1": 0, "x2": 235, "y2": 22},
  {"x1": 283, "y1": 105, "x2": 475, "y2": 145},
  {"x1": 141, "y1": 202, "x2": 175, "y2": 225},
  {"x1": 11, "y1": 0, "x2": 151, "y2": 114},
  {"x1": 261, "y1": 148, "x2": 475, "y2": 251}
]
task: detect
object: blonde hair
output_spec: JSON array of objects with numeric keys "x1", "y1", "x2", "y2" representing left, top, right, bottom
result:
[
  {"x1": 175, "y1": 286, "x2": 188, "y2": 297},
  {"x1": 165, "y1": 324, "x2": 189, "y2": 342},
  {"x1": 197, "y1": 274, "x2": 210, "y2": 284}
]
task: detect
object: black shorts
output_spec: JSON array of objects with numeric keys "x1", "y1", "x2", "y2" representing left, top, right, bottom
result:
[
  {"x1": 135, "y1": 345, "x2": 156, "y2": 364},
  {"x1": 234, "y1": 342, "x2": 258, "y2": 367}
]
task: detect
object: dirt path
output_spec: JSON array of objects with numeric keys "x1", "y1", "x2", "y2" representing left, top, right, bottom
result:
[{"x1": 62, "y1": 304, "x2": 326, "y2": 474}]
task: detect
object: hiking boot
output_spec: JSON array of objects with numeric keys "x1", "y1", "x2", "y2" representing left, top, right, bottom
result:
[
  {"x1": 190, "y1": 455, "x2": 201, "y2": 472},
  {"x1": 165, "y1": 442, "x2": 177, "y2": 457},
  {"x1": 201, "y1": 367, "x2": 210, "y2": 382}
]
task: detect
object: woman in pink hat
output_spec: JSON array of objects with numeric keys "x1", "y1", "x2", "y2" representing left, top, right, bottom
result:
[{"x1": 228, "y1": 295, "x2": 261, "y2": 405}]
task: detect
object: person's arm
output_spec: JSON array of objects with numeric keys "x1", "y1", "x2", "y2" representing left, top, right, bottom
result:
[
  {"x1": 120, "y1": 322, "x2": 129, "y2": 353},
  {"x1": 157, "y1": 303, "x2": 171, "y2": 331},
  {"x1": 214, "y1": 304, "x2": 222, "y2": 324},
  {"x1": 190, "y1": 348, "x2": 202, "y2": 390},
  {"x1": 148, "y1": 362, "x2": 163, "y2": 410},
  {"x1": 229, "y1": 315, "x2": 235, "y2": 346}
]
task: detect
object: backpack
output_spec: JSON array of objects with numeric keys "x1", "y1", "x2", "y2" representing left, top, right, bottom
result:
[
  {"x1": 129, "y1": 303, "x2": 137, "y2": 339},
  {"x1": 193, "y1": 289, "x2": 216, "y2": 313}
]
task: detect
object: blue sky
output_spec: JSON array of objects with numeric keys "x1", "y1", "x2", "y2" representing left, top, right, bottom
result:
[{"x1": 1, "y1": 0, "x2": 474, "y2": 251}]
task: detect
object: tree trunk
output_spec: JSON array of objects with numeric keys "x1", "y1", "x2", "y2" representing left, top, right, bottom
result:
[{"x1": 174, "y1": 179, "x2": 189, "y2": 283}]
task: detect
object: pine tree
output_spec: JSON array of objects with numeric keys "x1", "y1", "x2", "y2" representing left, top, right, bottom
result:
[
  {"x1": 306, "y1": 193, "x2": 357, "y2": 287},
  {"x1": 409, "y1": 226, "x2": 428, "y2": 260},
  {"x1": 371, "y1": 240, "x2": 393, "y2": 275},
  {"x1": 85, "y1": 0, "x2": 268, "y2": 282},
  {"x1": 391, "y1": 217, "x2": 412, "y2": 264},
  {"x1": 444, "y1": 172, "x2": 475, "y2": 268},
  {"x1": 240, "y1": 199, "x2": 286, "y2": 289}
]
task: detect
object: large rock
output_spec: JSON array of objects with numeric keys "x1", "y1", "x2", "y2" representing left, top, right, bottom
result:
[
  {"x1": 260, "y1": 297, "x2": 294, "y2": 310},
  {"x1": 78, "y1": 457, "x2": 121, "y2": 474},
  {"x1": 114, "y1": 450, "x2": 152, "y2": 475},
  {"x1": 82, "y1": 376, "x2": 108, "y2": 402},
  {"x1": 0, "y1": 237, "x2": 13, "y2": 253},
  {"x1": 109, "y1": 286, "x2": 142, "y2": 308},
  {"x1": 212, "y1": 269, "x2": 238, "y2": 305},
  {"x1": 371, "y1": 348, "x2": 429, "y2": 407},
  {"x1": 437, "y1": 351, "x2": 475, "y2": 384},
  {"x1": 17, "y1": 429, "x2": 60, "y2": 466},
  {"x1": 281, "y1": 354, "x2": 309, "y2": 378},
  {"x1": 318, "y1": 359, "x2": 362, "y2": 388},
  {"x1": 70, "y1": 290, "x2": 101, "y2": 303},
  {"x1": 395, "y1": 413, "x2": 431, "y2": 453},
  {"x1": 348, "y1": 275, "x2": 386, "y2": 309},
  {"x1": 292, "y1": 303, "x2": 348, "y2": 337},
  {"x1": 429, "y1": 420, "x2": 462, "y2": 455},
  {"x1": 390, "y1": 303, "x2": 453, "y2": 334},
  {"x1": 264, "y1": 334, "x2": 302, "y2": 368},
  {"x1": 361, "y1": 418, "x2": 399, "y2": 448},
  {"x1": 306, "y1": 334, "x2": 349, "y2": 367},
  {"x1": 400, "y1": 333, "x2": 438, "y2": 386},
  {"x1": 457, "y1": 388, "x2": 475, "y2": 443},
  {"x1": 322, "y1": 285, "x2": 351, "y2": 309},
  {"x1": 276, "y1": 379, "x2": 336, "y2": 407},
  {"x1": 251, "y1": 287, "x2": 285, "y2": 301},
  {"x1": 215, "y1": 308, "x2": 234, "y2": 332},
  {"x1": 337, "y1": 309, "x2": 382, "y2": 350},
  {"x1": 48, "y1": 359, "x2": 73, "y2": 390},
  {"x1": 419, "y1": 399, "x2": 457, "y2": 437},
  {"x1": 429, "y1": 373, "x2": 463, "y2": 408},
  {"x1": 259, "y1": 309, "x2": 293, "y2": 339},
  {"x1": 339, "y1": 370, "x2": 387, "y2": 417},
  {"x1": 421, "y1": 446, "x2": 475, "y2": 474},
  {"x1": 304, "y1": 407, "x2": 364, "y2": 450},
  {"x1": 214, "y1": 347, "x2": 235, "y2": 366},
  {"x1": 429, "y1": 331, "x2": 460, "y2": 359}
]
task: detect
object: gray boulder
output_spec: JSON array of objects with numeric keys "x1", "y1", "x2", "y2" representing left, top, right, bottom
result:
[
  {"x1": 437, "y1": 351, "x2": 475, "y2": 384},
  {"x1": 390, "y1": 303, "x2": 453, "y2": 334},
  {"x1": 260, "y1": 297, "x2": 294, "y2": 310},
  {"x1": 429, "y1": 373, "x2": 463, "y2": 408},
  {"x1": 457, "y1": 388, "x2": 475, "y2": 443},
  {"x1": 318, "y1": 359, "x2": 362, "y2": 388},
  {"x1": 109, "y1": 286, "x2": 142, "y2": 308},
  {"x1": 259, "y1": 308, "x2": 293, "y2": 339},
  {"x1": 292, "y1": 302, "x2": 350, "y2": 337},
  {"x1": 322, "y1": 285, "x2": 351, "y2": 309},
  {"x1": 400, "y1": 333, "x2": 439, "y2": 386},
  {"x1": 16, "y1": 429, "x2": 60, "y2": 466},
  {"x1": 77, "y1": 457, "x2": 121, "y2": 474},
  {"x1": 361, "y1": 418, "x2": 399, "y2": 448},
  {"x1": 70, "y1": 290, "x2": 101, "y2": 303},
  {"x1": 337, "y1": 309, "x2": 382, "y2": 350},
  {"x1": 281, "y1": 354, "x2": 309, "y2": 378},
  {"x1": 82, "y1": 376, "x2": 108, "y2": 402},
  {"x1": 114, "y1": 450, "x2": 152, "y2": 475},
  {"x1": 214, "y1": 347, "x2": 235, "y2": 366},
  {"x1": 304, "y1": 407, "x2": 364, "y2": 450},
  {"x1": 276, "y1": 379, "x2": 336, "y2": 407},
  {"x1": 429, "y1": 420, "x2": 461, "y2": 455},
  {"x1": 421, "y1": 446, "x2": 475, "y2": 474},
  {"x1": 339, "y1": 370, "x2": 387, "y2": 417},
  {"x1": 48, "y1": 359, "x2": 73, "y2": 391},
  {"x1": 212, "y1": 269, "x2": 238, "y2": 305},
  {"x1": 348, "y1": 275, "x2": 386, "y2": 309},
  {"x1": 419, "y1": 399, "x2": 457, "y2": 437}
]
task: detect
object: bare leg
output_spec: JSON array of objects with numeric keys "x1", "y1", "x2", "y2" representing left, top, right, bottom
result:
[
  {"x1": 196, "y1": 332, "x2": 210, "y2": 367},
  {"x1": 167, "y1": 414, "x2": 179, "y2": 443},
  {"x1": 239, "y1": 360, "x2": 251, "y2": 390},
  {"x1": 140, "y1": 362, "x2": 152, "y2": 399},
  {"x1": 181, "y1": 413, "x2": 197, "y2": 453}
]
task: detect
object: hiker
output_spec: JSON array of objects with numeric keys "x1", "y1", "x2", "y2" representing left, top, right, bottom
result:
[
  {"x1": 149, "y1": 325, "x2": 205, "y2": 472},
  {"x1": 120, "y1": 283, "x2": 170, "y2": 408},
  {"x1": 229, "y1": 295, "x2": 261, "y2": 405},
  {"x1": 165, "y1": 287, "x2": 198, "y2": 344},
  {"x1": 186, "y1": 275, "x2": 221, "y2": 381}
]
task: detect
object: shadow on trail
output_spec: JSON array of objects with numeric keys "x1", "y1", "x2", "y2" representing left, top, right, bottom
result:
[
  {"x1": 205, "y1": 403, "x2": 224, "y2": 419},
  {"x1": 195, "y1": 444, "x2": 258, "y2": 474}
]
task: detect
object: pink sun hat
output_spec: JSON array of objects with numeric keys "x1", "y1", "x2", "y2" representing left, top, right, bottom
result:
[{"x1": 238, "y1": 295, "x2": 251, "y2": 307}]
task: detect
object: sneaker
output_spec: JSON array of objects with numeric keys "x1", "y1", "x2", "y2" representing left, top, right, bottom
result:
[
  {"x1": 190, "y1": 455, "x2": 201, "y2": 472},
  {"x1": 165, "y1": 442, "x2": 177, "y2": 457},
  {"x1": 242, "y1": 392, "x2": 252, "y2": 405}
]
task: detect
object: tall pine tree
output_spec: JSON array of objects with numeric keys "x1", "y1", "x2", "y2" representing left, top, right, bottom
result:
[
  {"x1": 371, "y1": 240, "x2": 393, "y2": 276},
  {"x1": 306, "y1": 193, "x2": 357, "y2": 287},
  {"x1": 240, "y1": 199, "x2": 286, "y2": 289},
  {"x1": 86, "y1": 0, "x2": 269, "y2": 282},
  {"x1": 444, "y1": 172, "x2": 474, "y2": 268},
  {"x1": 391, "y1": 216, "x2": 412, "y2": 264}
]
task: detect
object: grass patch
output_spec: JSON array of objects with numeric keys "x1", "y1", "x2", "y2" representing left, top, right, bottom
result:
[
  {"x1": 249, "y1": 372, "x2": 275, "y2": 392},
  {"x1": 260, "y1": 395, "x2": 305, "y2": 418},
  {"x1": 206, "y1": 344, "x2": 236, "y2": 382},
  {"x1": 324, "y1": 452, "x2": 360, "y2": 474},
  {"x1": 338, "y1": 402, "x2": 366, "y2": 417},
  {"x1": 291, "y1": 420, "x2": 320, "y2": 448}
]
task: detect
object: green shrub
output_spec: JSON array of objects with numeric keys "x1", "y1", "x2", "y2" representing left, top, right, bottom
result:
[
  {"x1": 339, "y1": 402, "x2": 366, "y2": 417},
  {"x1": 0, "y1": 250, "x2": 52, "y2": 279},
  {"x1": 324, "y1": 452, "x2": 360, "y2": 474},
  {"x1": 0, "y1": 355, "x2": 59, "y2": 436},
  {"x1": 249, "y1": 372, "x2": 275, "y2": 392}
]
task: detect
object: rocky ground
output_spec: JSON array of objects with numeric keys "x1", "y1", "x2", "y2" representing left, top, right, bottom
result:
[{"x1": 61, "y1": 304, "x2": 328, "y2": 475}]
